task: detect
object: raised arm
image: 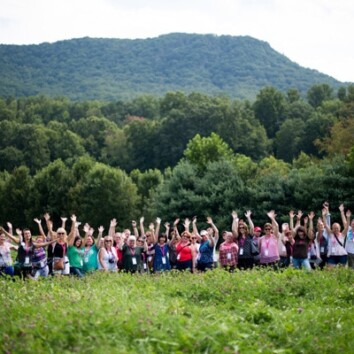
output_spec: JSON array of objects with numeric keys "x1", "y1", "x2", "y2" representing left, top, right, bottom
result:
[
  {"x1": 44, "y1": 213, "x2": 56, "y2": 241},
  {"x1": 67, "y1": 215, "x2": 77, "y2": 246},
  {"x1": 109, "y1": 218, "x2": 117, "y2": 238},
  {"x1": 322, "y1": 207, "x2": 332, "y2": 235},
  {"x1": 173, "y1": 218, "x2": 180, "y2": 239},
  {"x1": 183, "y1": 218, "x2": 191, "y2": 233},
  {"x1": 206, "y1": 216, "x2": 218, "y2": 248},
  {"x1": 295, "y1": 210, "x2": 302, "y2": 230},
  {"x1": 289, "y1": 210, "x2": 295, "y2": 231},
  {"x1": 155, "y1": 218, "x2": 161, "y2": 243},
  {"x1": 96, "y1": 226, "x2": 104, "y2": 248},
  {"x1": 339, "y1": 204, "x2": 347, "y2": 230},
  {"x1": 148, "y1": 222, "x2": 156, "y2": 243},
  {"x1": 6, "y1": 222, "x2": 13, "y2": 236},
  {"x1": 267, "y1": 210, "x2": 279, "y2": 238},
  {"x1": 231, "y1": 211, "x2": 239, "y2": 239},
  {"x1": 164, "y1": 222, "x2": 170, "y2": 243},
  {"x1": 61, "y1": 216, "x2": 68, "y2": 231},
  {"x1": 0, "y1": 225, "x2": 20, "y2": 244},
  {"x1": 245, "y1": 210, "x2": 254, "y2": 235},
  {"x1": 342, "y1": 208, "x2": 351, "y2": 236},
  {"x1": 33, "y1": 218, "x2": 46, "y2": 239},
  {"x1": 140, "y1": 217, "x2": 146, "y2": 237},
  {"x1": 132, "y1": 220, "x2": 139, "y2": 238},
  {"x1": 308, "y1": 211, "x2": 315, "y2": 240},
  {"x1": 192, "y1": 217, "x2": 201, "y2": 241}
]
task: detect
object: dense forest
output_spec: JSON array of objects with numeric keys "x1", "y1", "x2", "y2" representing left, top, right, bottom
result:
[
  {"x1": 0, "y1": 83, "x2": 354, "y2": 232},
  {"x1": 0, "y1": 33, "x2": 344, "y2": 100}
]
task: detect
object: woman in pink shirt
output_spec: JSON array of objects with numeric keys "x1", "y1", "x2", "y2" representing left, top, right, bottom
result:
[{"x1": 259, "y1": 210, "x2": 280, "y2": 268}]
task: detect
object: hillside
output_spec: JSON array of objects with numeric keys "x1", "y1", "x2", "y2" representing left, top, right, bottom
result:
[{"x1": 0, "y1": 33, "x2": 343, "y2": 100}]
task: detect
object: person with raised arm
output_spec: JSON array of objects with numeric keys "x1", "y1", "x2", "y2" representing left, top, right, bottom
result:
[
  {"x1": 289, "y1": 211, "x2": 315, "y2": 271},
  {"x1": 323, "y1": 204, "x2": 349, "y2": 267},
  {"x1": 195, "y1": 216, "x2": 217, "y2": 272},
  {"x1": 82, "y1": 223, "x2": 103, "y2": 274},
  {"x1": 118, "y1": 224, "x2": 148, "y2": 273},
  {"x1": 176, "y1": 218, "x2": 196, "y2": 273},
  {"x1": 219, "y1": 230, "x2": 239, "y2": 272},
  {"x1": 259, "y1": 210, "x2": 280, "y2": 268},
  {"x1": 153, "y1": 220, "x2": 171, "y2": 272},
  {"x1": 0, "y1": 225, "x2": 18, "y2": 277},
  {"x1": 3, "y1": 227, "x2": 34, "y2": 278},
  {"x1": 31, "y1": 217, "x2": 58, "y2": 279},
  {"x1": 2, "y1": 225, "x2": 54, "y2": 279},
  {"x1": 278, "y1": 212, "x2": 293, "y2": 268},
  {"x1": 168, "y1": 218, "x2": 181, "y2": 269},
  {"x1": 140, "y1": 216, "x2": 158, "y2": 272},
  {"x1": 66, "y1": 215, "x2": 85, "y2": 278},
  {"x1": 233, "y1": 210, "x2": 255, "y2": 270}
]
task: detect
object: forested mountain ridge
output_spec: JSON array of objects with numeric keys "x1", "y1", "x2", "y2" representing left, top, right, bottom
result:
[{"x1": 0, "y1": 33, "x2": 343, "y2": 100}]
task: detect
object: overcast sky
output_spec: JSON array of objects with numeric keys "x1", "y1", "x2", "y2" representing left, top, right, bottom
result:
[{"x1": 1, "y1": 0, "x2": 353, "y2": 82}]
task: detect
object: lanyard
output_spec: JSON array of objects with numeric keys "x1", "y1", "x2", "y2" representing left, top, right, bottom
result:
[
  {"x1": 264, "y1": 236, "x2": 271, "y2": 249},
  {"x1": 159, "y1": 244, "x2": 165, "y2": 257},
  {"x1": 129, "y1": 247, "x2": 135, "y2": 256}
]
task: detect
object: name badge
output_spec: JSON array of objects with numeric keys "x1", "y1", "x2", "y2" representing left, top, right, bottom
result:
[
  {"x1": 162, "y1": 257, "x2": 166, "y2": 264},
  {"x1": 40, "y1": 261, "x2": 45, "y2": 268},
  {"x1": 320, "y1": 247, "x2": 324, "y2": 253},
  {"x1": 331, "y1": 247, "x2": 336, "y2": 254},
  {"x1": 25, "y1": 257, "x2": 30, "y2": 265},
  {"x1": 177, "y1": 254, "x2": 181, "y2": 260},
  {"x1": 148, "y1": 256, "x2": 152, "y2": 262},
  {"x1": 282, "y1": 246, "x2": 286, "y2": 253},
  {"x1": 143, "y1": 263, "x2": 147, "y2": 269},
  {"x1": 132, "y1": 257, "x2": 137, "y2": 265},
  {"x1": 80, "y1": 259, "x2": 83, "y2": 266},
  {"x1": 239, "y1": 248, "x2": 244, "y2": 256},
  {"x1": 84, "y1": 257, "x2": 89, "y2": 263},
  {"x1": 227, "y1": 253, "x2": 231, "y2": 260},
  {"x1": 264, "y1": 250, "x2": 269, "y2": 257}
]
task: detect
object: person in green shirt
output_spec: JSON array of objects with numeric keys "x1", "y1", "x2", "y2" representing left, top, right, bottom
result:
[
  {"x1": 82, "y1": 224, "x2": 104, "y2": 274},
  {"x1": 68, "y1": 236, "x2": 85, "y2": 278}
]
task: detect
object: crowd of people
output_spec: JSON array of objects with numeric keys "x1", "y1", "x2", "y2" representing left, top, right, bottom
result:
[{"x1": 0, "y1": 202, "x2": 353, "y2": 279}]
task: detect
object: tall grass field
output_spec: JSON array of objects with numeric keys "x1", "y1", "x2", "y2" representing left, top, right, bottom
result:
[{"x1": 1, "y1": 268, "x2": 353, "y2": 353}]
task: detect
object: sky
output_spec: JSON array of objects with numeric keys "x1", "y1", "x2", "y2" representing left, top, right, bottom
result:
[{"x1": 0, "y1": 0, "x2": 353, "y2": 82}]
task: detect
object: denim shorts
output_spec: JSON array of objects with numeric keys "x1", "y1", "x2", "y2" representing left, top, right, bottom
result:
[{"x1": 327, "y1": 255, "x2": 347, "y2": 265}]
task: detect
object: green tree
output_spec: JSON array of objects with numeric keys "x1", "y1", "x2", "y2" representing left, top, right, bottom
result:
[
  {"x1": 184, "y1": 133, "x2": 234, "y2": 171},
  {"x1": 31, "y1": 159, "x2": 74, "y2": 224},
  {"x1": 130, "y1": 169, "x2": 164, "y2": 218},
  {"x1": 307, "y1": 84, "x2": 333, "y2": 108},
  {"x1": 76, "y1": 163, "x2": 138, "y2": 227},
  {"x1": 253, "y1": 86, "x2": 286, "y2": 138},
  {"x1": 274, "y1": 119, "x2": 306, "y2": 162},
  {"x1": 0, "y1": 166, "x2": 34, "y2": 227}
]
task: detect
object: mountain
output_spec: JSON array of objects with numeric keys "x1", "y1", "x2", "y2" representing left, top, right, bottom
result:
[{"x1": 0, "y1": 33, "x2": 344, "y2": 100}]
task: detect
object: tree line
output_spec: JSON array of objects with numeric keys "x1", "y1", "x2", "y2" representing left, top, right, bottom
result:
[{"x1": 0, "y1": 84, "x2": 353, "y2": 231}]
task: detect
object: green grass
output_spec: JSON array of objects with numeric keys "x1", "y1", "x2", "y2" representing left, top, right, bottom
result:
[{"x1": 1, "y1": 268, "x2": 353, "y2": 353}]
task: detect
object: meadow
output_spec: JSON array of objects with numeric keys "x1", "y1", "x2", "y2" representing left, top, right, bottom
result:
[{"x1": 1, "y1": 268, "x2": 353, "y2": 354}]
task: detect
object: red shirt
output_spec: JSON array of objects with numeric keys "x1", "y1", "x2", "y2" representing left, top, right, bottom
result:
[{"x1": 176, "y1": 242, "x2": 192, "y2": 262}]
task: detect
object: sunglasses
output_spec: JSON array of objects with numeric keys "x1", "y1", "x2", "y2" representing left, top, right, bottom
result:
[
  {"x1": 105, "y1": 240, "x2": 112, "y2": 243},
  {"x1": 57, "y1": 232, "x2": 65, "y2": 235},
  {"x1": 264, "y1": 228, "x2": 272, "y2": 231}
]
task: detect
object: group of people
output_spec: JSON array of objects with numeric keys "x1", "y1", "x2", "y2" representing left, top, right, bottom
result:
[{"x1": 0, "y1": 202, "x2": 353, "y2": 279}]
